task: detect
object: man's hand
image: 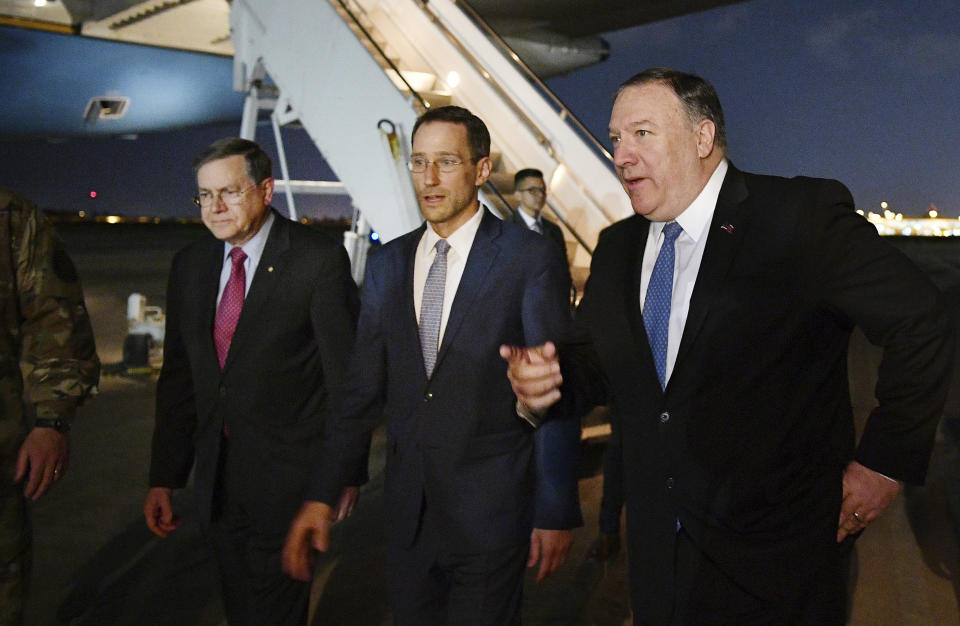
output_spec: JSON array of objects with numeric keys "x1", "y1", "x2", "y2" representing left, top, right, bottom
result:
[
  {"x1": 144, "y1": 487, "x2": 182, "y2": 538},
  {"x1": 527, "y1": 528, "x2": 573, "y2": 582},
  {"x1": 837, "y1": 460, "x2": 900, "y2": 542},
  {"x1": 499, "y1": 341, "x2": 562, "y2": 412},
  {"x1": 333, "y1": 486, "x2": 359, "y2": 522},
  {"x1": 282, "y1": 501, "x2": 334, "y2": 581},
  {"x1": 14, "y1": 427, "x2": 69, "y2": 500}
]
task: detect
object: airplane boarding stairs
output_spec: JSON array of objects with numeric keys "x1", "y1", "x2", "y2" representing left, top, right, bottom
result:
[{"x1": 230, "y1": 0, "x2": 633, "y2": 288}]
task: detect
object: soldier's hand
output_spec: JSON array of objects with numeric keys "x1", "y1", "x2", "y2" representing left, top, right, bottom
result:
[
  {"x1": 14, "y1": 426, "x2": 69, "y2": 500},
  {"x1": 144, "y1": 487, "x2": 181, "y2": 537}
]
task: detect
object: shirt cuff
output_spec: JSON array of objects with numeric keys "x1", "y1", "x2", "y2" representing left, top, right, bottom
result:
[{"x1": 515, "y1": 399, "x2": 545, "y2": 428}]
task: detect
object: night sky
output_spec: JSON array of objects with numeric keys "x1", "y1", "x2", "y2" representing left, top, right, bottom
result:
[
  {"x1": 548, "y1": 0, "x2": 960, "y2": 217},
  {"x1": 1, "y1": 0, "x2": 958, "y2": 219}
]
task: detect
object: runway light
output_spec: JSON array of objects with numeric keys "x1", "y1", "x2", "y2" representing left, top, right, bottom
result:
[
  {"x1": 929, "y1": 209, "x2": 938, "y2": 218},
  {"x1": 105, "y1": 215, "x2": 120, "y2": 224}
]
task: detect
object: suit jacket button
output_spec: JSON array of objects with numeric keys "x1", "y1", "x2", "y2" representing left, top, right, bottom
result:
[
  {"x1": 666, "y1": 477, "x2": 674, "y2": 489},
  {"x1": 424, "y1": 392, "x2": 434, "y2": 401},
  {"x1": 219, "y1": 385, "x2": 227, "y2": 397},
  {"x1": 659, "y1": 411, "x2": 670, "y2": 423}
]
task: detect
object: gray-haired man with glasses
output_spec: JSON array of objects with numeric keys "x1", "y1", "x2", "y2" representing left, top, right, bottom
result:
[{"x1": 145, "y1": 137, "x2": 360, "y2": 625}]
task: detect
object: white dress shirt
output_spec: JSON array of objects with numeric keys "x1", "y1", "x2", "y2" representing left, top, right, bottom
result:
[
  {"x1": 517, "y1": 208, "x2": 540, "y2": 231},
  {"x1": 413, "y1": 206, "x2": 485, "y2": 346},
  {"x1": 639, "y1": 159, "x2": 728, "y2": 386},
  {"x1": 216, "y1": 211, "x2": 275, "y2": 306}
]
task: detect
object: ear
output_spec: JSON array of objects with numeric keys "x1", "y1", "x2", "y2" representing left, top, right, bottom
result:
[
  {"x1": 695, "y1": 120, "x2": 717, "y2": 159},
  {"x1": 261, "y1": 177, "x2": 275, "y2": 205},
  {"x1": 474, "y1": 157, "x2": 492, "y2": 187}
]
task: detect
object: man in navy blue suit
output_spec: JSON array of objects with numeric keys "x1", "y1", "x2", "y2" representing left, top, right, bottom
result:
[
  {"x1": 284, "y1": 106, "x2": 582, "y2": 624},
  {"x1": 504, "y1": 68, "x2": 953, "y2": 623}
]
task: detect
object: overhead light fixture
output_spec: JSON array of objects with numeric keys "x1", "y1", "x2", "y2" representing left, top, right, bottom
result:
[
  {"x1": 83, "y1": 96, "x2": 131, "y2": 124},
  {"x1": 34, "y1": 0, "x2": 50, "y2": 7},
  {"x1": 446, "y1": 71, "x2": 461, "y2": 88}
]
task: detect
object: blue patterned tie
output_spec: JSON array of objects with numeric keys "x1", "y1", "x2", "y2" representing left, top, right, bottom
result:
[
  {"x1": 419, "y1": 239, "x2": 450, "y2": 378},
  {"x1": 643, "y1": 222, "x2": 683, "y2": 388}
]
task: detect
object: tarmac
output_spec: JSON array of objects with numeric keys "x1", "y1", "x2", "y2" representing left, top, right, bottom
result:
[{"x1": 20, "y1": 221, "x2": 960, "y2": 624}]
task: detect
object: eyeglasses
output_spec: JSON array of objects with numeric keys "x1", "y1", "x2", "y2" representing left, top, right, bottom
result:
[
  {"x1": 518, "y1": 187, "x2": 546, "y2": 195},
  {"x1": 408, "y1": 156, "x2": 465, "y2": 174},
  {"x1": 193, "y1": 184, "x2": 258, "y2": 207}
]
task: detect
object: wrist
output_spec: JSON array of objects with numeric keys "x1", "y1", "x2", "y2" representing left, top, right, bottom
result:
[{"x1": 34, "y1": 417, "x2": 70, "y2": 434}]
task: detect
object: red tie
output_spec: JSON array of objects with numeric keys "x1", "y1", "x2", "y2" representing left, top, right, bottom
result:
[{"x1": 214, "y1": 247, "x2": 247, "y2": 369}]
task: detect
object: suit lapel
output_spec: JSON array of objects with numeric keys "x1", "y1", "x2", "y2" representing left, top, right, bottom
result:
[
  {"x1": 621, "y1": 216, "x2": 662, "y2": 385},
  {"x1": 198, "y1": 240, "x2": 224, "y2": 372},
  {"x1": 400, "y1": 225, "x2": 428, "y2": 379},
  {"x1": 674, "y1": 166, "x2": 749, "y2": 369},
  {"x1": 221, "y1": 211, "x2": 289, "y2": 371},
  {"x1": 433, "y1": 210, "x2": 500, "y2": 374}
]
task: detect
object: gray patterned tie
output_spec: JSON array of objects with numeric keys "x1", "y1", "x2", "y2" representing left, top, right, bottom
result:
[{"x1": 419, "y1": 239, "x2": 450, "y2": 378}]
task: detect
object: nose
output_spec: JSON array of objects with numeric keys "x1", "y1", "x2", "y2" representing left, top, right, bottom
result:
[
  {"x1": 423, "y1": 162, "x2": 440, "y2": 185},
  {"x1": 212, "y1": 191, "x2": 230, "y2": 210},
  {"x1": 612, "y1": 137, "x2": 635, "y2": 169}
]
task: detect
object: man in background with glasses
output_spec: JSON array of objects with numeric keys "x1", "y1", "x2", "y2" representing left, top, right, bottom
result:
[
  {"x1": 144, "y1": 137, "x2": 360, "y2": 625},
  {"x1": 284, "y1": 106, "x2": 581, "y2": 624},
  {"x1": 511, "y1": 168, "x2": 573, "y2": 299}
]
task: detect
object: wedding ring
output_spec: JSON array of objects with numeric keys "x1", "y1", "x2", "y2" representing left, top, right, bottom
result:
[{"x1": 853, "y1": 511, "x2": 863, "y2": 523}]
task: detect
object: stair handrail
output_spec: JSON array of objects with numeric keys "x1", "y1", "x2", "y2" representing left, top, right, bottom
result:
[
  {"x1": 410, "y1": 0, "x2": 614, "y2": 248},
  {"x1": 451, "y1": 0, "x2": 613, "y2": 163},
  {"x1": 332, "y1": 0, "x2": 602, "y2": 256},
  {"x1": 335, "y1": 0, "x2": 429, "y2": 111}
]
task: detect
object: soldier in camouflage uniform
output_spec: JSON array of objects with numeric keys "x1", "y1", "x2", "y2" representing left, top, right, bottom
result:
[{"x1": 0, "y1": 188, "x2": 99, "y2": 626}]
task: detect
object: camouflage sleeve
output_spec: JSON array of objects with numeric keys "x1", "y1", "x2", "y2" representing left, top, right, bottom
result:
[{"x1": 14, "y1": 200, "x2": 99, "y2": 421}]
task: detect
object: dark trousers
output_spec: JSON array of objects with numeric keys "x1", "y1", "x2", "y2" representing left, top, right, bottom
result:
[
  {"x1": 207, "y1": 437, "x2": 310, "y2": 626},
  {"x1": 387, "y1": 509, "x2": 528, "y2": 626},
  {"x1": 666, "y1": 528, "x2": 853, "y2": 625}
]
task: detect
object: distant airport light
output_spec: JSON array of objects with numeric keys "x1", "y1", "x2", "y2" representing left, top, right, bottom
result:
[
  {"x1": 880, "y1": 201, "x2": 888, "y2": 209},
  {"x1": 446, "y1": 71, "x2": 461, "y2": 88},
  {"x1": 929, "y1": 209, "x2": 938, "y2": 218},
  {"x1": 105, "y1": 216, "x2": 121, "y2": 224},
  {"x1": 89, "y1": 190, "x2": 97, "y2": 198},
  {"x1": 78, "y1": 210, "x2": 86, "y2": 218}
]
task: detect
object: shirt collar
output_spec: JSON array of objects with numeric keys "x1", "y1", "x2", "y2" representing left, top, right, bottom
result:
[
  {"x1": 517, "y1": 208, "x2": 539, "y2": 229},
  {"x1": 651, "y1": 158, "x2": 728, "y2": 243},
  {"x1": 422, "y1": 204, "x2": 484, "y2": 259},
  {"x1": 223, "y1": 209, "x2": 275, "y2": 261}
]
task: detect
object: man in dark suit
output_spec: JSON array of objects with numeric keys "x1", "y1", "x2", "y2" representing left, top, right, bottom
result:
[
  {"x1": 283, "y1": 106, "x2": 582, "y2": 624},
  {"x1": 510, "y1": 168, "x2": 573, "y2": 297},
  {"x1": 143, "y1": 138, "x2": 360, "y2": 625},
  {"x1": 505, "y1": 68, "x2": 953, "y2": 623}
]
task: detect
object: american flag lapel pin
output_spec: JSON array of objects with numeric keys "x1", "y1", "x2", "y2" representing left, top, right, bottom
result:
[{"x1": 720, "y1": 223, "x2": 735, "y2": 234}]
